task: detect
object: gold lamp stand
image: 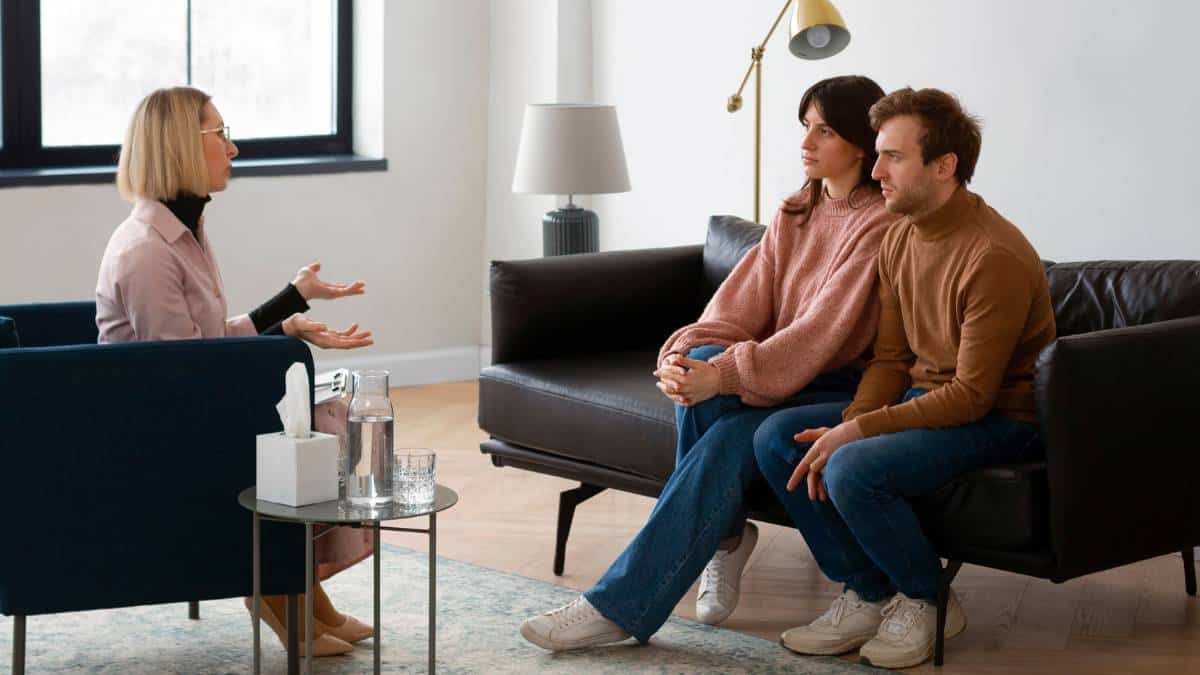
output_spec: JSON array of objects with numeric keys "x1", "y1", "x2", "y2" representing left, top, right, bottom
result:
[{"x1": 727, "y1": 0, "x2": 851, "y2": 223}]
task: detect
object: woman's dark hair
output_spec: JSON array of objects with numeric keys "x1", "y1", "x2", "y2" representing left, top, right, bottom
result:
[{"x1": 783, "y1": 75, "x2": 886, "y2": 223}]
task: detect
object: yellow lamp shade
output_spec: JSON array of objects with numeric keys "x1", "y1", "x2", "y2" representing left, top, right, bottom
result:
[{"x1": 789, "y1": 0, "x2": 851, "y2": 59}]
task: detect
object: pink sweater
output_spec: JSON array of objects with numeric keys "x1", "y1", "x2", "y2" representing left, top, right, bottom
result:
[{"x1": 659, "y1": 188, "x2": 895, "y2": 407}]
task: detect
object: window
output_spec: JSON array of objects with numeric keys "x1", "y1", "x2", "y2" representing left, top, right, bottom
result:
[{"x1": 0, "y1": 0, "x2": 353, "y2": 171}]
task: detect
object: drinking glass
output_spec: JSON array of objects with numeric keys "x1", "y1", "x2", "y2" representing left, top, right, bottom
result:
[{"x1": 394, "y1": 450, "x2": 436, "y2": 506}]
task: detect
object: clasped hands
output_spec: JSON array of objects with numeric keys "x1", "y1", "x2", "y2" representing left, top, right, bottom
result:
[
  {"x1": 282, "y1": 261, "x2": 373, "y2": 350},
  {"x1": 787, "y1": 420, "x2": 864, "y2": 501},
  {"x1": 653, "y1": 353, "x2": 721, "y2": 407}
]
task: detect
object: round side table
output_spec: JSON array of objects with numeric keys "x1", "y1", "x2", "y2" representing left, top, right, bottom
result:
[{"x1": 238, "y1": 486, "x2": 458, "y2": 674}]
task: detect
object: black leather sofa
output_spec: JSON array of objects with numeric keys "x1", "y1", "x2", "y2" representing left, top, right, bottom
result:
[{"x1": 479, "y1": 216, "x2": 1200, "y2": 665}]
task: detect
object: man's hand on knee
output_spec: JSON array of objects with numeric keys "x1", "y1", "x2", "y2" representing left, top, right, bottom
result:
[{"x1": 787, "y1": 421, "x2": 865, "y2": 500}]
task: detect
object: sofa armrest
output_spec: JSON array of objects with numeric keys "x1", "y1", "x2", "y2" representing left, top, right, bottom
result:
[
  {"x1": 0, "y1": 336, "x2": 311, "y2": 615},
  {"x1": 1035, "y1": 316, "x2": 1200, "y2": 580},
  {"x1": 489, "y1": 245, "x2": 706, "y2": 364}
]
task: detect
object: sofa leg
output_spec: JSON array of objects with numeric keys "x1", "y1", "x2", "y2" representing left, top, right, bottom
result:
[
  {"x1": 188, "y1": 600, "x2": 200, "y2": 620},
  {"x1": 554, "y1": 483, "x2": 605, "y2": 576},
  {"x1": 286, "y1": 594, "x2": 300, "y2": 675},
  {"x1": 12, "y1": 614, "x2": 24, "y2": 675},
  {"x1": 935, "y1": 559, "x2": 963, "y2": 667},
  {"x1": 1184, "y1": 548, "x2": 1197, "y2": 597}
]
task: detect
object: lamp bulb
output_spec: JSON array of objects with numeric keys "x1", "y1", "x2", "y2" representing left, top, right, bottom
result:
[{"x1": 806, "y1": 25, "x2": 832, "y2": 49}]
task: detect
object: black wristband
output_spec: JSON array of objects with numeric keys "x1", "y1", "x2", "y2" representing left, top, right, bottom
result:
[{"x1": 250, "y1": 283, "x2": 310, "y2": 334}]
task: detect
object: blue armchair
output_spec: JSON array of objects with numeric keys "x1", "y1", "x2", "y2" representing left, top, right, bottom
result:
[{"x1": 0, "y1": 301, "x2": 311, "y2": 674}]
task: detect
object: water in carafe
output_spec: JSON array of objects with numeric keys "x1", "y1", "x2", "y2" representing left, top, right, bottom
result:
[{"x1": 345, "y1": 371, "x2": 394, "y2": 506}]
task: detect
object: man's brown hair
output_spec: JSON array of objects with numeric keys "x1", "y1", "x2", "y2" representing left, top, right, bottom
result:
[{"x1": 869, "y1": 87, "x2": 982, "y2": 184}]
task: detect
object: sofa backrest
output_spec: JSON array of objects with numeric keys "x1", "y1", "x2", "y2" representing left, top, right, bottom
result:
[
  {"x1": 1047, "y1": 261, "x2": 1200, "y2": 336},
  {"x1": 703, "y1": 216, "x2": 766, "y2": 293},
  {"x1": 702, "y1": 216, "x2": 1200, "y2": 337}
]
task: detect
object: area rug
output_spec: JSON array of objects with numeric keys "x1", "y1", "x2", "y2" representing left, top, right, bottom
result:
[{"x1": 0, "y1": 544, "x2": 882, "y2": 674}]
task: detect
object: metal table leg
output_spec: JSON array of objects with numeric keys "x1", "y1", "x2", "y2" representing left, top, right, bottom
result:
[
  {"x1": 305, "y1": 523, "x2": 314, "y2": 675},
  {"x1": 252, "y1": 512, "x2": 261, "y2": 675},
  {"x1": 430, "y1": 512, "x2": 437, "y2": 674},
  {"x1": 374, "y1": 523, "x2": 382, "y2": 674}
]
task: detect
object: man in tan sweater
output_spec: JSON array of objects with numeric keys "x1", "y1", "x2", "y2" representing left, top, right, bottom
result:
[{"x1": 753, "y1": 88, "x2": 1055, "y2": 669}]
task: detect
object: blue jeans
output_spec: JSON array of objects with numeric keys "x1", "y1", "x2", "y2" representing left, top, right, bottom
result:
[
  {"x1": 584, "y1": 344, "x2": 858, "y2": 642},
  {"x1": 753, "y1": 388, "x2": 1044, "y2": 602}
]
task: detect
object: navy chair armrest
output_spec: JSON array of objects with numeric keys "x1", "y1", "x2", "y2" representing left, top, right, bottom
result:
[
  {"x1": 0, "y1": 301, "x2": 98, "y2": 347},
  {"x1": 1035, "y1": 316, "x2": 1200, "y2": 580},
  {"x1": 0, "y1": 336, "x2": 313, "y2": 616}
]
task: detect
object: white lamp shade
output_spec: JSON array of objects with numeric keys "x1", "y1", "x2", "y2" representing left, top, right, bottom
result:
[{"x1": 511, "y1": 104, "x2": 631, "y2": 195}]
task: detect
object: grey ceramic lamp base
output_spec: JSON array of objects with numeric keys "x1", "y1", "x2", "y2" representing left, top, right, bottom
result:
[{"x1": 543, "y1": 206, "x2": 598, "y2": 256}]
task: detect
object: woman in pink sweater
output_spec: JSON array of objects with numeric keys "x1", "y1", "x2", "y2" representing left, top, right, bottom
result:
[
  {"x1": 522, "y1": 76, "x2": 899, "y2": 651},
  {"x1": 96, "y1": 87, "x2": 374, "y2": 657}
]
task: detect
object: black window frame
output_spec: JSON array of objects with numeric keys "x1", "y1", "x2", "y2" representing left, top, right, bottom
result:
[{"x1": 0, "y1": 0, "x2": 354, "y2": 171}]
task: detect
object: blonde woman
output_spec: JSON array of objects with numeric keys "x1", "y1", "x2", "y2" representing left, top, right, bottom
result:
[{"x1": 96, "y1": 87, "x2": 373, "y2": 656}]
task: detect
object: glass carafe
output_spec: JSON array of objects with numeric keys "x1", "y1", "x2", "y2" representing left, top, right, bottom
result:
[{"x1": 345, "y1": 370, "x2": 394, "y2": 506}]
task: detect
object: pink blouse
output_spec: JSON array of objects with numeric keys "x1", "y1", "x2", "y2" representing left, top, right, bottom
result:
[{"x1": 95, "y1": 199, "x2": 256, "y2": 343}]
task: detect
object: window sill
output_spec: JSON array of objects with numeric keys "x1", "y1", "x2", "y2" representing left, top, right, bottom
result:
[{"x1": 0, "y1": 154, "x2": 388, "y2": 188}]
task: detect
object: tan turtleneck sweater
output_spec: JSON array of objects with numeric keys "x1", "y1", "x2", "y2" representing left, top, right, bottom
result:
[{"x1": 843, "y1": 186, "x2": 1056, "y2": 437}]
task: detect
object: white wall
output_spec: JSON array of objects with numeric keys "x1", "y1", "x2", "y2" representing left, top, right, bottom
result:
[
  {"x1": 0, "y1": 0, "x2": 492, "y2": 385},
  {"x1": 590, "y1": 0, "x2": 1200, "y2": 262},
  {"x1": 480, "y1": 0, "x2": 563, "y2": 350}
]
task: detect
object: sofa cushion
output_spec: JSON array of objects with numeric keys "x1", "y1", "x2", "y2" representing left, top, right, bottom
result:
[
  {"x1": 703, "y1": 216, "x2": 766, "y2": 294},
  {"x1": 0, "y1": 316, "x2": 18, "y2": 348},
  {"x1": 1048, "y1": 260, "x2": 1200, "y2": 336},
  {"x1": 479, "y1": 349, "x2": 678, "y2": 482},
  {"x1": 480, "y1": 347, "x2": 1048, "y2": 553},
  {"x1": 914, "y1": 461, "x2": 1049, "y2": 552}
]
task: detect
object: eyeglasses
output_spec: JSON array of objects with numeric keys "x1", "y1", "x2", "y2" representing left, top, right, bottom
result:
[{"x1": 201, "y1": 125, "x2": 233, "y2": 145}]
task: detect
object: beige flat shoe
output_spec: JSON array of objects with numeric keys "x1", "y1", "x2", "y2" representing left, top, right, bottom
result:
[
  {"x1": 244, "y1": 597, "x2": 355, "y2": 657},
  {"x1": 317, "y1": 613, "x2": 375, "y2": 643}
]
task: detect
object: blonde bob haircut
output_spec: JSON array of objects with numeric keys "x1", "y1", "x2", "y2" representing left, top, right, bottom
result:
[{"x1": 117, "y1": 86, "x2": 212, "y2": 202}]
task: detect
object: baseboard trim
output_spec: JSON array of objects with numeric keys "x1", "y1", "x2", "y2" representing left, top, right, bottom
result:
[{"x1": 314, "y1": 346, "x2": 481, "y2": 387}]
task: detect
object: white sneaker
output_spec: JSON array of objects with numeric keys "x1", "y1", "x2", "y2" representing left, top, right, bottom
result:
[
  {"x1": 779, "y1": 589, "x2": 888, "y2": 655},
  {"x1": 859, "y1": 590, "x2": 967, "y2": 669},
  {"x1": 696, "y1": 522, "x2": 759, "y2": 625},
  {"x1": 520, "y1": 596, "x2": 630, "y2": 652}
]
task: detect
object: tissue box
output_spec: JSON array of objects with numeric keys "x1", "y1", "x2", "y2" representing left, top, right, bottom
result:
[{"x1": 256, "y1": 431, "x2": 340, "y2": 507}]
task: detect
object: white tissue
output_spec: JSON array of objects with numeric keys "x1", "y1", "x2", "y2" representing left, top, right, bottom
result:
[{"x1": 275, "y1": 362, "x2": 312, "y2": 439}]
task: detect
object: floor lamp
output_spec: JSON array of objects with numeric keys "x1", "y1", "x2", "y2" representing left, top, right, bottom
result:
[{"x1": 727, "y1": 0, "x2": 851, "y2": 223}]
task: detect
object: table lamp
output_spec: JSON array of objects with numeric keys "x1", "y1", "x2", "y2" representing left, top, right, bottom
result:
[
  {"x1": 512, "y1": 104, "x2": 631, "y2": 256},
  {"x1": 727, "y1": 0, "x2": 850, "y2": 223}
]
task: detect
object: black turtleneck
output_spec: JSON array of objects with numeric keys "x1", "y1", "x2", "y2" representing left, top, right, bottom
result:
[
  {"x1": 160, "y1": 193, "x2": 310, "y2": 335},
  {"x1": 161, "y1": 193, "x2": 212, "y2": 236}
]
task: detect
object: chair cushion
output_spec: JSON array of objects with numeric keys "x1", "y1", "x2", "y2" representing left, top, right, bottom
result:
[{"x1": 0, "y1": 316, "x2": 18, "y2": 348}]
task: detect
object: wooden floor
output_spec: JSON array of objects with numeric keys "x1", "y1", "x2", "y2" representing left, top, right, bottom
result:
[{"x1": 381, "y1": 381, "x2": 1199, "y2": 674}]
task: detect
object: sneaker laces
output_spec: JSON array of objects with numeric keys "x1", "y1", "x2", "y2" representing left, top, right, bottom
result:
[
  {"x1": 814, "y1": 591, "x2": 864, "y2": 627},
  {"x1": 879, "y1": 594, "x2": 926, "y2": 639},
  {"x1": 547, "y1": 597, "x2": 599, "y2": 630},
  {"x1": 699, "y1": 551, "x2": 731, "y2": 600}
]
